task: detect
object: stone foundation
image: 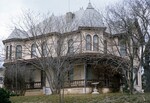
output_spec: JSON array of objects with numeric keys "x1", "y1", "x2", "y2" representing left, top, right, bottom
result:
[
  {"x1": 25, "y1": 89, "x2": 43, "y2": 96},
  {"x1": 61, "y1": 87, "x2": 113, "y2": 94},
  {"x1": 61, "y1": 87, "x2": 92, "y2": 94},
  {"x1": 99, "y1": 88, "x2": 111, "y2": 93}
]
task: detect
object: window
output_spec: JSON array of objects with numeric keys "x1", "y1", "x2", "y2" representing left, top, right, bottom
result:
[
  {"x1": 136, "y1": 72, "x2": 138, "y2": 85},
  {"x1": 87, "y1": 64, "x2": 93, "y2": 80},
  {"x1": 9, "y1": 45, "x2": 12, "y2": 60},
  {"x1": 42, "y1": 42, "x2": 47, "y2": 56},
  {"x1": 68, "y1": 68, "x2": 74, "y2": 80},
  {"x1": 68, "y1": 39, "x2": 74, "y2": 54},
  {"x1": 31, "y1": 44, "x2": 37, "y2": 58},
  {"x1": 56, "y1": 40, "x2": 61, "y2": 55},
  {"x1": 16, "y1": 45, "x2": 22, "y2": 59},
  {"x1": 6, "y1": 46, "x2": 9, "y2": 59},
  {"x1": 119, "y1": 40, "x2": 127, "y2": 56},
  {"x1": 93, "y1": 35, "x2": 99, "y2": 51},
  {"x1": 86, "y1": 35, "x2": 92, "y2": 50},
  {"x1": 104, "y1": 40, "x2": 107, "y2": 54}
]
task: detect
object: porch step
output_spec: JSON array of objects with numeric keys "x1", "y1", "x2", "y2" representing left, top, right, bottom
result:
[{"x1": 25, "y1": 89, "x2": 43, "y2": 96}]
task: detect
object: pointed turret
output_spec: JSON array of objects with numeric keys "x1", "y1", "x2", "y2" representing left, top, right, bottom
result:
[
  {"x1": 7, "y1": 27, "x2": 27, "y2": 40},
  {"x1": 79, "y1": 2, "x2": 104, "y2": 27},
  {"x1": 87, "y1": 2, "x2": 94, "y2": 9}
]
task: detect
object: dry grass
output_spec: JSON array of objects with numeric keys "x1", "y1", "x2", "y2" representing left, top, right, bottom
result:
[{"x1": 10, "y1": 93, "x2": 150, "y2": 103}]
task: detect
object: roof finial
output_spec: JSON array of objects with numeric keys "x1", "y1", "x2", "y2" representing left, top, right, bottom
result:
[
  {"x1": 14, "y1": 26, "x2": 17, "y2": 30},
  {"x1": 87, "y1": 1, "x2": 94, "y2": 9}
]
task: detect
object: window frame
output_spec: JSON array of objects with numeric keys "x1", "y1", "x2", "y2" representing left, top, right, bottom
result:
[
  {"x1": 31, "y1": 43, "x2": 37, "y2": 58},
  {"x1": 68, "y1": 39, "x2": 74, "y2": 54},
  {"x1": 119, "y1": 39, "x2": 127, "y2": 56},
  {"x1": 9, "y1": 45, "x2": 12, "y2": 60},
  {"x1": 6, "y1": 46, "x2": 9, "y2": 59},
  {"x1": 16, "y1": 45, "x2": 22, "y2": 59},
  {"x1": 86, "y1": 34, "x2": 92, "y2": 51},
  {"x1": 93, "y1": 35, "x2": 99, "y2": 51}
]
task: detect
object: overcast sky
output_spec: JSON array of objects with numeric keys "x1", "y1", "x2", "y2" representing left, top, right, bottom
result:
[{"x1": 0, "y1": 0, "x2": 120, "y2": 41}]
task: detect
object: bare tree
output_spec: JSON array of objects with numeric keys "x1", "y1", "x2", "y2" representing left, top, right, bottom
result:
[
  {"x1": 128, "y1": 0, "x2": 150, "y2": 92},
  {"x1": 7, "y1": 10, "x2": 85, "y2": 103},
  {"x1": 4, "y1": 61, "x2": 27, "y2": 95},
  {"x1": 103, "y1": 0, "x2": 150, "y2": 93}
]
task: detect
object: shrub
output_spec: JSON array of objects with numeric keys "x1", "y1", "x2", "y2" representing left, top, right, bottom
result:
[{"x1": 0, "y1": 88, "x2": 11, "y2": 103}]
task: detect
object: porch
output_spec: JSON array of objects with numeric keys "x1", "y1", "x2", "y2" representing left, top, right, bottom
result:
[
  {"x1": 63, "y1": 79, "x2": 120, "y2": 89},
  {"x1": 62, "y1": 78, "x2": 121, "y2": 94},
  {"x1": 63, "y1": 60, "x2": 124, "y2": 93},
  {"x1": 25, "y1": 81, "x2": 42, "y2": 89},
  {"x1": 63, "y1": 53, "x2": 128, "y2": 94}
]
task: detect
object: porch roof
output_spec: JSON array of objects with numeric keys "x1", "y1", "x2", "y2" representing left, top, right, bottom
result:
[{"x1": 3, "y1": 53, "x2": 129, "y2": 71}]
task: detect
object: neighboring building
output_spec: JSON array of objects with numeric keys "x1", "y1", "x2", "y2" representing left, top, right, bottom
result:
[
  {"x1": 0, "y1": 63, "x2": 5, "y2": 88},
  {"x1": 2, "y1": 3, "x2": 142, "y2": 95}
]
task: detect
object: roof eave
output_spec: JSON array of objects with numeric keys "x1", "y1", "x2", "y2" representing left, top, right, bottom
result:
[{"x1": 78, "y1": 26, "x2": 106, "y2": 31}]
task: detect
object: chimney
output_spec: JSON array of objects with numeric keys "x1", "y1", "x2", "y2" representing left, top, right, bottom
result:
[{"x1": 66, "y1": 12, "x2": 74, "y2": 23}]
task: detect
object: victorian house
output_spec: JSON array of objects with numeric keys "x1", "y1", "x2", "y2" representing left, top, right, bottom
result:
[{"x1": 3, "y1": 3, "x2": 142, "y2": 95}]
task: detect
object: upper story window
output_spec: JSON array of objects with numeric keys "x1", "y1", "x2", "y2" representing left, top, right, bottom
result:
[
  {"x1": 9, "y1": 45, "x2": 12, "y2": 60},
  {"x1": 31, "y1": 44, "x2": 37, "y2": 58},
  {"x1": 42, "y1": 42, "x2": 47, "y2": 56},
  {"x1": 56, "y1": 40, "x2": 61, "y2": 55},
  {"x1": 86, "y1": 35, "x2": 92, "y2": 50},
  {"x1": 16, "y1": 45, "x2": 22, "y2": 59},
  {"x1": 119, "y1": 40, "x2": 127, "y2": 56},
  {"x1": 93, "y1": 35, "x2": 99, "y2": 51},
  {"x1": 68, "y1": 39, "x2": 74, "y2": 54},
  {"x1": 104, "y1": 40, "x2": 107, "y2": 54},
  {"x1": 6, "y1": 46, "x2": 9, "y2": 59}
]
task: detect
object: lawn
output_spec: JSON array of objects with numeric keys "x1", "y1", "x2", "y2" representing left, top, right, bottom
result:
[{"x1": 10, "y1": 93, "x2": 150, "y2": 103}]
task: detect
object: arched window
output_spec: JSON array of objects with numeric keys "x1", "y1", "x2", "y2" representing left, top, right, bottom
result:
[
  {"x1": 42, "y1": 42, "x2": 47, "y2": 56},
  {"x1": 31, "y1": 44, "x2": 37, "y2": 58},
  {"x1": 16, "y1": 45, "x2": 22, "y2": 59},
  {"x1": 56, "y1": 40, "x2": 60, "y2": 55},
  {"x1": 104, "y1": 40, "x2": 107, "y2": 54},
  {"x1": 9, "y1": 45, "x2": 12, "y2": 60},
  {"x1": 119, "y1": 40, "x2": 127, "y2": 56},
  {"x1": 86, "y1": 35, "x2": 92, "y2": 50},
  {"x1": 6, "y1": 46, "x2": 9, "y2": 59},
  {"x1": 93, "y1": 35, "x2": 99, "y2": 51},
  {"x1": 68, "y1": 39, "x2": 74, "y2": 54}
]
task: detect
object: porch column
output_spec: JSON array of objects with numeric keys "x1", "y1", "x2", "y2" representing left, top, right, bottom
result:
[{"x1": 84, "y1": 63, "x2": 87, "y2": 94}]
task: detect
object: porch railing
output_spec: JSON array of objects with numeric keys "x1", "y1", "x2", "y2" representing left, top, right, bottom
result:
[
  {"x1": 25, "y1": 79, "x2": 120, "y2": 89},
  {"x1": 63, "y1": 79, "x2": 120, "y2": 88},
  {"x1": 63, "y1": 80, "x2": 85, "y2": 88},
  {"x1": 26, "y1": 82, "x2": 42, "y2": 89}
]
